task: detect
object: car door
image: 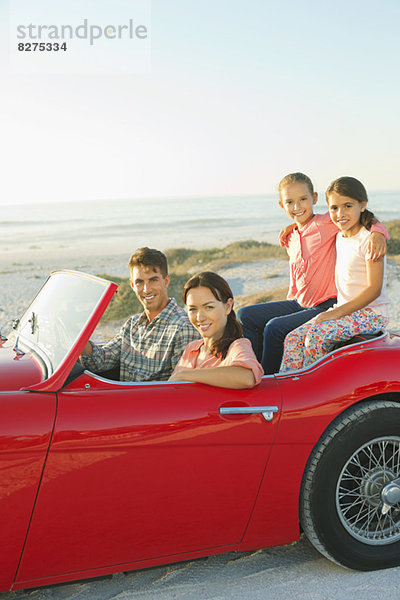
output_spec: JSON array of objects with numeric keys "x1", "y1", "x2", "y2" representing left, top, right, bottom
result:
[
  {"x1": 16, "y1": 374, "x2": 281, "y2": 584},
  {"x1": 0, "y1": 391, "x2": 56, "y2": 592}
]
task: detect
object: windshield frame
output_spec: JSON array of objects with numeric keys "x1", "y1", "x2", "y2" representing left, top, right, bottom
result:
[{"x1": 16, "y1": 270, "x2": 118, "y2": 392}]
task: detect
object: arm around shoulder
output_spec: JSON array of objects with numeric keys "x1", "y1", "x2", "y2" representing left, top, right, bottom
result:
[{"x1": 368, "y1": 226, "x2": 388, "y2": 261}]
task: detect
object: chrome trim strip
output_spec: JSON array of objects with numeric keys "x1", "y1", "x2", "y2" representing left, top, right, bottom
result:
[
  {"x1": 220, "y1": 406, "x2": 279, "y2": 421},
  {"x1": 84, "y1": 371, "x2": 185, "y2": 386}
]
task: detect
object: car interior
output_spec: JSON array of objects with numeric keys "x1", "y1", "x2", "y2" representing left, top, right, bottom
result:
[{"x1": 63, "y1": 331, "x2": 385, "y2": 388}]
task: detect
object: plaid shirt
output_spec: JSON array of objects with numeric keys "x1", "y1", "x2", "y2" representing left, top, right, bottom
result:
[{"x1": 83, "y1": 298, "x2": 200, "y2": 382}]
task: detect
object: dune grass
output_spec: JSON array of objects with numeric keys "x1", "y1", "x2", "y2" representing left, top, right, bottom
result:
[
  {"x1": 386, "y1": 219, "x2": 400, "y2": 255},
  {"x1": 165, "y1": 240, "x2": 287, "y2": 273}
]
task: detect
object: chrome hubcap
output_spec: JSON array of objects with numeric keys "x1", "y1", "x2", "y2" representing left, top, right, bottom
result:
[
  {"x1": 336, "y1": 437, "x2": 400, "y2": 545},
  {"x1": 360, "y1": 466, "x2": 395, "y2": 508}
]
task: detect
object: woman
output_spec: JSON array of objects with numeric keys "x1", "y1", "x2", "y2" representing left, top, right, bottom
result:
[{"x1": 169, "y1": 271, "x2": 263, "y2": 388}]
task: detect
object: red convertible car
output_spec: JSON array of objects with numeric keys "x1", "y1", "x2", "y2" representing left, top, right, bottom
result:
[{"x1": 1, "y1": 270, "x2": 400, "y2": 592}]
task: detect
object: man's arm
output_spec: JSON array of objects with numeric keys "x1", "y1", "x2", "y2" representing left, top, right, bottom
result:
[
  {"x1": 82, "y1": 340, "x2": 93, "y2": 355},
  {"x1": 81, "y1": 329, "x2": 123, "y2": 372}
]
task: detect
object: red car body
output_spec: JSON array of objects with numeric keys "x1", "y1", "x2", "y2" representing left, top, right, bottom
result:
[{"x1": 1, "y1": 271, "x2": 400, "y2": 592}]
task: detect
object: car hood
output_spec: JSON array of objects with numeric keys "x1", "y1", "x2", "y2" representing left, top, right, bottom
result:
[{"x1": 0, "y1": 340, "x2": 44, "y2": 391}]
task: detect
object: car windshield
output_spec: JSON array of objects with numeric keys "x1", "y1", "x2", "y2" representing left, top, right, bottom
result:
[{"x1": 14, "y1": 271, "x2": 112, "y2": 376}]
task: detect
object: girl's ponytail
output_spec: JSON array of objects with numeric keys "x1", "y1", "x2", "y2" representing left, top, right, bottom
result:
[{"x1": 360, "y1": 208, "x2": 376, "y2": 231}]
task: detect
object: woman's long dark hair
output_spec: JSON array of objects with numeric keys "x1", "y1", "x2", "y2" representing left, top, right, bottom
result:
[
  {"x1": 183, "y1": 271, "x2": 242, "y2": 359},
  {"x1": 326, "y1": 176, "x2": 376, "y2": 230}
]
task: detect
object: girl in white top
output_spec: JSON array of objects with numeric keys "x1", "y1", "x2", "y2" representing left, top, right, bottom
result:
[{"x1": 280, "y1": 176, "x2": 389, "y2": 371}]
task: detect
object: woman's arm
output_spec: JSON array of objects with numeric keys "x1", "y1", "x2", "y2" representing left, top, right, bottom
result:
[
  {"x1": 312, "y1": 258, "x2": 384, "y2": 324},
  {"x1": 169, "y1": 365, "x2": 256, "y2": 389}
]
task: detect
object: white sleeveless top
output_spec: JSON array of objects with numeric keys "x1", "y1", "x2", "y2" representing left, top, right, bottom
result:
[{"x1": 335, "y1": 226, "x2": 389, "y2": 318}]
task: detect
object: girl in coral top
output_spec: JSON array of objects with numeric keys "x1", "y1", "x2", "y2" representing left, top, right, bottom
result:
[
  {"x1": 280, "y1": 177, "x2": 389, "y2": 372},
  {"x1": 170, "y1": 271, "x2": 263, "y2": 388}
]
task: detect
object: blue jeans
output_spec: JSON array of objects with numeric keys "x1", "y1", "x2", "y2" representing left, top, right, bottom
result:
[{"x1": 236, "y1": 297, "x2": 336, "y2": 375}]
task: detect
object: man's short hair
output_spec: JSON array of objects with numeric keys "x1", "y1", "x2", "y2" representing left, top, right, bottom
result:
[{"x1": 128, "y1": 247, "x2": 168, "y2": 277}]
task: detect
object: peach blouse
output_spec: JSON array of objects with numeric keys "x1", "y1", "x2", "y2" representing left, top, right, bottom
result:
[{"x1": 173, "y1": 337, "x2": 264, "y2": 384}]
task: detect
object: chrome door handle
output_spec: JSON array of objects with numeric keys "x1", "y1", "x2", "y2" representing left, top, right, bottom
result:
[{"x1": 220, "y1": 406, "x2": 279, "y2": 422}]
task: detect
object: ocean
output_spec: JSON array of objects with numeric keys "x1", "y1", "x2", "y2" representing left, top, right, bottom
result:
[{"x1": 1, "y1": 191, "x2": 400, "y2": 255}]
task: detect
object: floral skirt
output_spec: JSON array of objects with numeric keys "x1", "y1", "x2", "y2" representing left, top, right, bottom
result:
[{"x1": 280, "y1": 308, "x2": 389, "y2": 372}]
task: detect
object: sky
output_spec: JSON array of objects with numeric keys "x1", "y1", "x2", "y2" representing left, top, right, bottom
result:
[{"x1": 1, "y1": 0, "x2": 399, "y2": 206}]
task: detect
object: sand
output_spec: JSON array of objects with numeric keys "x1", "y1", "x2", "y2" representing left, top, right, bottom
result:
[{"x1": 3, "y1": 538, "x2": 400, "y2": 599}]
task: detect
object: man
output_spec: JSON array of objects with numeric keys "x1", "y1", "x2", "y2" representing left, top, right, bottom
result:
[{"x1": 81, "y1": 247, "x2": 199, "y2": 381}]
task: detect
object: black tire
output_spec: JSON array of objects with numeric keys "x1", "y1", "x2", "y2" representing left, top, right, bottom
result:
[{"x1": 300, "y1": 400, "x2": 400, "y2": 571}]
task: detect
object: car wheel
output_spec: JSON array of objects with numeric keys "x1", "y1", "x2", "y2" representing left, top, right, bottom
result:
[{"x1": 300, "y1": 399, "x2": 400, "y2": 571}]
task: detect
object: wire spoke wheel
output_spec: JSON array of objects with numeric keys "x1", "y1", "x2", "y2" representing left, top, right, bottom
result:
[
  {"x1": 300, "y1": 401, "x2": 400, "y2": 570},
  {"x1": 336, "y1": 436, "x2": 400, "y2": 545}
]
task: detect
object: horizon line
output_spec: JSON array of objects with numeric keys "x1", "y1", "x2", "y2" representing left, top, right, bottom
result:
[{"x1": 2, "y1": 188, "x2": 399, "y2": 209}]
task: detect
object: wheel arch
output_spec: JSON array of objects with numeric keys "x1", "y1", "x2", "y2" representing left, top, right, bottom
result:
[{"x1": 299, "y1": 391, "x2": 400, "y2": 516}]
